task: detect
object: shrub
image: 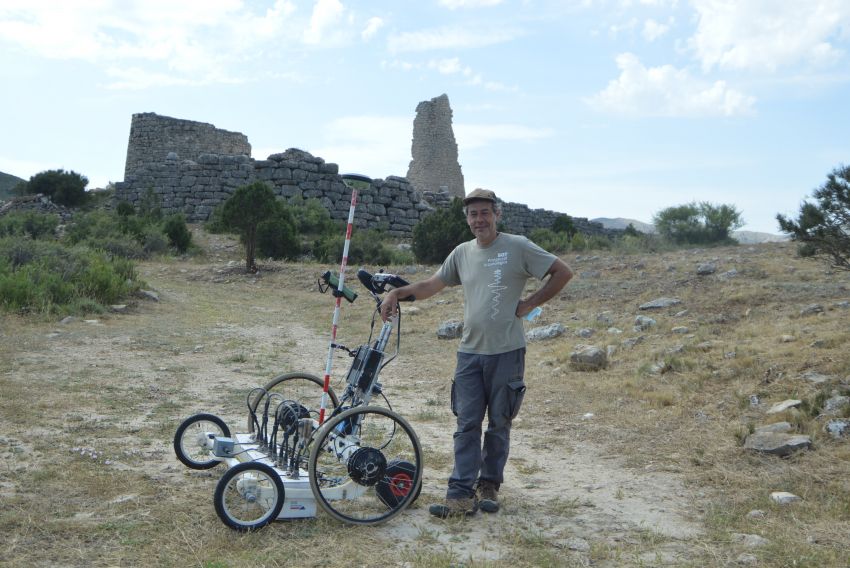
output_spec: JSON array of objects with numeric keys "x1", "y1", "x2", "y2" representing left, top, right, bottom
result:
[
  {"x1": 653, "y1": 202, "x2": 743, "y2": 245},
  {"x1": 163, "y1": 214, "x2": 192, "y2": 253},
  {"x1": 312, "y1": 229, "x2": 397, "y2": 265},
  {"x1": 528, "y1": 228, "x2": 571, "y2": 254},
  {"x1": 0, "y1": 211, "x2": 59, "y2": 240},
  {"x1": 552, "y1": 215, "x2": 577, "y2": 237},
  {"x1": 0, "y1": 237, "x2": 139, "y2": 314},
  {"x1": 286, "y1": 196, "x2": 337, "y2": 236},
  {"x1": 116, "y1": 201, "x2": 135, "y2": 217},
  {"x1": 256, "y1": 209, "x2": 299, "y2": 260},
  {"x1": 412, "y1": 198, "x2": 469, "y2": 264},
  {"x1": 21, "y1": 169, "x2": 89, "y2": 207}
]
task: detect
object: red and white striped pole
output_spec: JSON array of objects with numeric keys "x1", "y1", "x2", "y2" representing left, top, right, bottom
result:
[{"x1": 318, "y1": 174, "x2": 370, "y2": 425}]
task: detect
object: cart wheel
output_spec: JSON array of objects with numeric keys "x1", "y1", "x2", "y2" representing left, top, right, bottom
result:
[
  {"x1": 308, "y1": 406, "x2": 423, "y2": 525},
  {"x1": 214, "y1": 462, "x2": 284, "y2": 531},
  {"x1": 173, "y1": 413, "x2": 230, "y2": 470},
  {"x1": 376, "y1": 459, "x2": 422, "y2": 509},
  {"x1": 249, "y1": 372, "x2": 340, "y2": 433}
]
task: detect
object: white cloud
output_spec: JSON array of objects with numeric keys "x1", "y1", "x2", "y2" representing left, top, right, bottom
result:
[
  {"x1": 361, "y1": 16, "x2": 384, "y2": 40},
  {"x1": 586, "y1": 52, "x2": 756, "y2": 117},
  {"x1": 439, "y1": 0, "x2": 504, "y2": 8},
  {"x1": 387, "y1": 26, "x2": 522, "y2": 53},
  {"x1": 303, "y1": 0, "x2": 345, "y2": 45},
  {"x1": 428, "y1": 57, "x2": 468, "y2": 75},
  {"x1": 642, "y1": 18, "x2": 669, "y2": 42},
  {"x1": 609, "y1": 18, "x2": 638, "y2": 38},
  {"x1": 690, "y1": 0, "x2": 850, "y2": 72}
]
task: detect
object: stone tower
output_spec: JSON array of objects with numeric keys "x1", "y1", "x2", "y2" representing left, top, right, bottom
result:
[
  {"x1": 406, "y1": 94, "x2": 465, "y2": 199},
  {"x1": 124, "y1": 113, "x2": 251, "y2": 179}
]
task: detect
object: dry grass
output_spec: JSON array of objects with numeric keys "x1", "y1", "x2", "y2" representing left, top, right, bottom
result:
[{"x1": 1, "y1": 231, "x2": 850, "y2": 567}]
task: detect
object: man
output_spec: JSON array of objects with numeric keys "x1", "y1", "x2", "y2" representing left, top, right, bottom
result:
[{"x1": 380, "y1": 188, "x2": 573, "y2": 518}]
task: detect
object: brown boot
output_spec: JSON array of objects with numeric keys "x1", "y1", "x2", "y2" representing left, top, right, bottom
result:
[
  {"x1": 476, "y1": 480, "x2": 500, "y2": 513},
  {"x1": 428, "y1": 496, "x2": 479, "y2": 518}
]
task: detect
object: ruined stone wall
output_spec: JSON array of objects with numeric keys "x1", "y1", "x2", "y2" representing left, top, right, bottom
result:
[
  {"x1": 114, "y1": 149, "x2": 432, "y2": 237},
  {"x1": 124, "y1": 113, "x2": 251, "y2": 179},
  {"x1": 407, "y1": 94, "x2": 465, "y2": 199}
]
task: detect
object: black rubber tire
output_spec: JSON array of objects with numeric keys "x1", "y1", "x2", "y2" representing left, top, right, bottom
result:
[
  {"x1": 214, "y1": 461, "x2": 284, "y2": 531},
  {"x1": 173, "y1": 413, "x2": 230, "y2": 470},
  {"x1": 376, "y1": 459, "x2": 422, "y2": 509},
  {"x1": 249, "y1": 372, "x2": 339, "y2": 433},
  {"x1": 308, "y1": 405, "x2": 423, "y2": 526}
]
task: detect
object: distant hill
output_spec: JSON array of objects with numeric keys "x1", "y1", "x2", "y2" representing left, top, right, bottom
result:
[
  {"x1": 0, "y1": 171, "x2": 25, "y2": 200},
  {"x1": 591, "y1": 217, "x2": 656, "y2": 233},
  {"x1": 591, "y1": 217, "x2": 787, "y2": 244}
]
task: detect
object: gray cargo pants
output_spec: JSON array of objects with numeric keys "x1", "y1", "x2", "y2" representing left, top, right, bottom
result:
[{"x1": 446, "y1": 348, "x2": 527, "y2": 499}]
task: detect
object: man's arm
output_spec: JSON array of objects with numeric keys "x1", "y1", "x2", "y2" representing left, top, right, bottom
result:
[
  {"x1": 515, "y1": 258, "x2": 573, "y2": 318},
  {"x1": 380, "y1": 274, "x2": 447, "y2": 321}
]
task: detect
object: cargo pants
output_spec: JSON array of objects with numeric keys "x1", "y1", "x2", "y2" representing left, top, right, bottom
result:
[{"x1": 446, "y1": 347, "x2": 527, "y2": 499}]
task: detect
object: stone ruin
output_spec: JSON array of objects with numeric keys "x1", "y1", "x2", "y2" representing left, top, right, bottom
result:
[
  {"x1": 114, "y1": 103, "x2": 613, "y2": 238},
  {"x1": 406, "y1": 94, "x2": 465, "y2": 199}
]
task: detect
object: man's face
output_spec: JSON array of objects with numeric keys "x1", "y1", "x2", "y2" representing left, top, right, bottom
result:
[{"x1": 466, "y1": 200, "x2": 500, "y2": 243}]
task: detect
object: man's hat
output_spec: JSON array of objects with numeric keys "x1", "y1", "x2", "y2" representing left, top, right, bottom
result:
[{"x1": 462, "y1": 188, "x2": 498, "y2": 205}]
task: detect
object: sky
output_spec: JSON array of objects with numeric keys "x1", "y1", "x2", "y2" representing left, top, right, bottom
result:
[{"x1": 1, "y1": 0, "x2": 849, "y2": 234}]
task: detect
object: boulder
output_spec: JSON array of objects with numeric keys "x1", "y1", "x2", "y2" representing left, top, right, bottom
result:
[
  {"x1": 634, "y1": 315, "x2": 656, "y2": 331},
  {"x1": 743, "y1": 432, "x2": 811, "y2": 456},
  {"x1": 770, "y1": 491, "x2": 801, "y2": 505},
  {"x1": 526, "y1": 323, "x2": 566, "y2": 342},
  {"x1": 436, "y1": 320, "x2": 463, "y2": 339},
  {"x1": 825, "y1": 419, "x2": 849, "y2": 439},
  {"x1": 754, "y1": 422, "x2": 792, "y2": 434},
  {"x1": 570, "y1": 345, "x2": 608, "y2": 371},
  {"x1": 696, "y1": 262, "x2": 716, "y2": 275},
  {"x1": 639, "y1": 297, "x2": 682, "y2": 310},
  {"x1": 799, "y1": 303, "x2": 824, "y2": 316}
]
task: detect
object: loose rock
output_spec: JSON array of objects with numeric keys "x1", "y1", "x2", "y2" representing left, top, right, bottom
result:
[
  {"x1": 634, "y1": 315, "x2": 656, "y2": 331},
  {"x1": 570, "y1": 345, "x2": 608, "y2": 371},
  {"x1": 436, "y1": 320, "x2": 463, "y2": 339},
  {"x1": 767, "y1": 399, "x2": 802, "y2": 414},
  {"x1": 770, "y1": 491, "x2": 801, "y2": 505},
  {"x1": 526, "y1": 323, "x2": 566, "y2": 342},
  {"x1": 639, "y1": 297, "x2": 682, "y2": 310},
  {"x1": 799, "y1": 303, "x2": 824, "y2": 316},
  {"x1": 743, "y1": 432, "x2": 811, "y2": 456}
]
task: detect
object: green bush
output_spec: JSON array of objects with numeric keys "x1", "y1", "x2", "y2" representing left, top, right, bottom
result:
[
  {"x1": 653, "y1": 202, "x2": 743, "y2": 245},
  {"x1": 0, "y1": 211, "x2": 59, "y2": 240},
  {"x1": 20, "y1": 169, "x2": 89, "y2": 207},
  {"x1": 163, "y1": 214, "x2": 192, "y2": 253},
  {"x1": 256, "y1": 209, "x2": 299, "y2": 260},
  {"x1": 528, "y1": 228, "x2": 571, "y2": 254},
  {"x1": 286, "y1": 196, "x2": 337, "y2": 236},
  {"x1": 0, "y1": 237, "x2": 139, "y2": 314},
  {"x1": 412, "y1": 198, "x2": 469, "y2": 264},
  {"x1": 312, "y1": 229, "x2": 402, "y2": 265},
  {"x1": 551, "y1": 215, "x2": 577, "y2": 237},
  {"x1": 116, "y1": 201, "x2": 135, "y2": 217}
]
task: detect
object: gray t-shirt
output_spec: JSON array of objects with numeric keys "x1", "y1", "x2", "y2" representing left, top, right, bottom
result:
[{"x1": 437, "y1": 233, "x2": 557, "y2": 355}]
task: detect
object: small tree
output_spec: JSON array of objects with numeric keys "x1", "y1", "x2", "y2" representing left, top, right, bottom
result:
[
  {"x1": 21, "y1": 169, "x2": 89, "y2": 206},
  {"x1": 220, "y1": 182, "x2": 280, "y2": 272},
  {"x1": 163, "y1": 214, "x2": 192, "y2": 253},
  {"x1": 777, "y1": 165, "x2": 850, "y2": 271},
  {"x1": 653, "y1": 202, "x2": 743, "y2": 245},
  {"x1": 412, "y1": 198, "x2": 469, "y2": 264}
]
